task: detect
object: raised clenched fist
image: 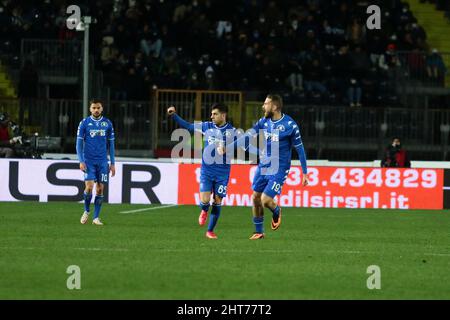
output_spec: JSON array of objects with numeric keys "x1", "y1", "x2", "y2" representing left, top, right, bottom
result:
[{"x1": 167, "y1": 106, "x2": 176, "y2": 115}]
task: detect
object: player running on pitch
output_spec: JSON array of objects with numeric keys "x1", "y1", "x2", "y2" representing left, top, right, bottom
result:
[
  {"x1": 168, "y1": 103, "x2": 235, "y2": 239},
  {"x1": 221, "y1": 94, "x2": 308, "y2": 239},
  {"x1": 77, "y1": 100, "x2": 116, "y2": 226}
]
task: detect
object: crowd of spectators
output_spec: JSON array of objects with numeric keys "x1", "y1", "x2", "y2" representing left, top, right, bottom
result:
[{"x1": 0, "y1": 0, "x2": 447, "y2": 106}]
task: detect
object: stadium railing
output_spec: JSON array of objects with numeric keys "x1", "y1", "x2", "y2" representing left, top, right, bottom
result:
[
  {"x1": 153, "y1": 89, "x2": 243, "y2": 153},
  {"x1": 0, "y1": 98, "x2": 154, "y2": 155},
  {"x1": 2, "y1": 96, "x2": 450, "y2": 160},
  {"x1": 287, "y1": 104, "x2": 450, "y2": 160}
]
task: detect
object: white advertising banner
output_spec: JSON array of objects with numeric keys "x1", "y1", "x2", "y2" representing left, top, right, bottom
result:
[{"x1": 0, "y1": 159, "x2": 178, "y2": 204}]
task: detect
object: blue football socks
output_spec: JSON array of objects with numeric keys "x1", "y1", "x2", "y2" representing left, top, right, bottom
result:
[
  {"x1": 93, "y1": 195, "x2": 104, "y2": 219},
  {"x1": 200, "y1": 201, "x2": 210, "y2": 212},
  {"x1": 84, "y1": 192, "x2": 92, "y2": 213},
  {"x1": 208, "y1": 203, "x2": 221, "y2": 232},
  {"x1": 271, "y1": 205, "x2": 280, "y2": 222},
  {"x1": 253, "y1": 216, "x2": 264, "y2": 234}
]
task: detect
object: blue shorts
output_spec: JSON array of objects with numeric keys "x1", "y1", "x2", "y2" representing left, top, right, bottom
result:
[
  {"x1": 84, "y1": 160, "x2": 109, "y2": 183},
  {"x1": 252, "y1": 166, "x2": 289, "y2": 199},
  {"x1": 200, "y1": 173, "x2": 230, "y2": 199}
]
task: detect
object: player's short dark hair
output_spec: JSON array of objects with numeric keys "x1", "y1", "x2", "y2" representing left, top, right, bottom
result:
[
  {"x1": 267, "y1": 94, "x2": 283, "y2": 110},
  {"x1": 89, "y1": 99, "x2": 103, "y2": 106},
  {"x1": 211, "y1": 102, "x2": 228, "y2": 114}
]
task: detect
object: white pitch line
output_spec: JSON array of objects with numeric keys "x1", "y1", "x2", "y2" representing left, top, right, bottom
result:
[
  {"x1": 119, "y1": 204, "x2": 178, "y2": 214},
  {"x1": 0, "y1": 247, "x2": 129, "y2": 252},
  {"x1": 74, "y1": 247, "x2": 129, "y2": 252},
  {"x1": 0, "y1": 246, "x2": 447, "y2": 257}
]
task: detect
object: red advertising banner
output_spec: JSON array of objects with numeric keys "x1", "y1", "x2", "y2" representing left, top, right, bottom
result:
[{"x1": 178, "y1": 164, "x2": 444, "y2": 209}]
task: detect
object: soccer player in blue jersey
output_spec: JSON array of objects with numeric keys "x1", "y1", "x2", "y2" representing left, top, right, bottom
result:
[
  {"x1": 76, "y1": 100, "x2": 116, "y2": 226},
  {"x1": 222, "y1": 94, "x2": 308, "y2": 239},
  {"x1": 168, "y1": 103, "x2": 235, "y2": 239}
]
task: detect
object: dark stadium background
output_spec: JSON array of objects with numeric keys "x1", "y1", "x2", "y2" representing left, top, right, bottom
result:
[
  {"x1": 0, "y1": 0, "x2": 449, "y2": 304},
  {"x1": 1, "y1": 0, "x2": 450, "y2": 162}
]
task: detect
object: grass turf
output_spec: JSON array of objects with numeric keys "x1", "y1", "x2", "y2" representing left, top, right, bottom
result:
[{"x1": 0, "y1": 202, "x2": 449, "y2": 299}]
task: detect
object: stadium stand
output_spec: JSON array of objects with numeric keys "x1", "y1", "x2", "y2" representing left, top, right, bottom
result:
[
  {"x1": 1, "y1": 0, "x2": 450, "y2": 160},
  {"x1": 1, "y1": 0, "x2": 447, "y2": 105}
]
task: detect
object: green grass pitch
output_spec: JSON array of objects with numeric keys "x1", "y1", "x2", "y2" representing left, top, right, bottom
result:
[{"x1": 0, "y1": 202, "x2": 449, "y2": 299}]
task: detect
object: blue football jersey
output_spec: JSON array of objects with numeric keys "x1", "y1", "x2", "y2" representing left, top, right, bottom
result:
[
  {"x1": 198, "y1": 121, "x2": 236, "y2": 177},
  {"x1": 250, "y1": 114, "x2": 304, "y2": 173},
  {"x1": 77, "y1": 116, "x2": 115, "y2": 162}
]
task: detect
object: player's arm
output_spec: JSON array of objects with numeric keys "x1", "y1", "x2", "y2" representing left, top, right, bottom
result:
[
  {"x1": 167, "y1": 105, "x2": 200, "y2": 134},
  {"x1": 108, "y1": 121, "x2": 116, "y2": 177},
  {"x1": 222, "y1": 127, "x2": 249, "y2": 160},
  {"x1": 235, "y1": 130, "x2": 259, "y2": 155},
  {"x1": 291, "y1": 123, "x2": 309, "y2": 186},
  {"x1": 76, "y1": 120, "x2": 86, "y2": 172},
  {"x1": 222, "y1": 120, "x2": 262, "y2": 155}
]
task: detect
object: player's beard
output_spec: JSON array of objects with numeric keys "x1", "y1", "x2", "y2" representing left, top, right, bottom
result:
[{"x1": 264, "y1": 110, "x2": 274, "y2": 119}]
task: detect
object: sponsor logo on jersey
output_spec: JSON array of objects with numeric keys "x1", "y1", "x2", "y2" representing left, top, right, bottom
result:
[
  {"x1": 263, "y1": 130, "x2": 279, "y2": 142},
  {"x1": 89, "y1": 129, "x2": 106, "y2": 138},
  {"x1": 207, "y1": 136, "x2": 224, "y2": 145}
]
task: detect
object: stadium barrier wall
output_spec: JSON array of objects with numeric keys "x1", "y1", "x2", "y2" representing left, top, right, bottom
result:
[
  {"x1": 0, "y1": 159, "x2": 448, "y2": 210},
  {"x1": 0, "y1": 159, "x2": 178, "y2": 204},
  {"x1": 178, "y1": 164, "x2": 444, "y2": 210}
]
